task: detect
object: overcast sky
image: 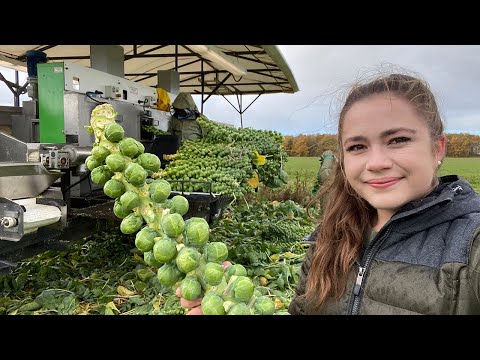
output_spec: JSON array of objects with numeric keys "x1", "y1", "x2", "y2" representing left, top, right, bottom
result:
[{"x1": 1, "y1": 45, "x2": 479, "y2": 136}]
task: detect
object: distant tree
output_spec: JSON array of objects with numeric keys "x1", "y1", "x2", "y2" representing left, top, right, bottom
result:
[
  {"x1": 292, "y1": 136, "x2": 309, "y2": 156},
  {"x1": 283, "y1": 136, "x2": 294, "y2": 154}
]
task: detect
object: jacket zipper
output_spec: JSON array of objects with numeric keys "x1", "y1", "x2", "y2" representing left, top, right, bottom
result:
[
  {"x1": 348, "y1": 226, "x2": 391, "y2": 315},
  {"x1": 346, "y1": 183, "x2": 460, "y2": 314}
]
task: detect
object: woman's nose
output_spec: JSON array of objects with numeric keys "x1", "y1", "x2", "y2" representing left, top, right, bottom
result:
[{"x1": 365, "y1": 146, "x2": 393, "y2": 171}]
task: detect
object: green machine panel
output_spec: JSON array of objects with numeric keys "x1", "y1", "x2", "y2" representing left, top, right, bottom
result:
[{"x1": 38, "y1": 63, "x2": 66, "y2": 143}]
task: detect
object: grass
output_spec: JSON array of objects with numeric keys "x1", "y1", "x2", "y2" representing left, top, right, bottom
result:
[{"x1": 283, "y1": 156, "x2": 480, "y2": 193}]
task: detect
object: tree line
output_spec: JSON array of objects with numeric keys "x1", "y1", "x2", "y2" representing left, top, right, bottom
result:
[{"x1": 283, "y1": 133, "x2": 480, "y2": 157}]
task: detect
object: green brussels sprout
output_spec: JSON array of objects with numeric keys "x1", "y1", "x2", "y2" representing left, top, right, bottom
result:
[
  {"x1": 233, "y1": 276, "x2": 254, "y2": 302},
  {"x1": 104, "y1": 122, "x2": 125, "y2": 143},
  {"x1": 167, "y1": 195, "x2": 189, "y2": 216},
  {"x1": 202, "y1": 262, "x2": 224, "y2": 286},
  {"x1": 120, "y1": 213, "x2": 144, "y2": 234},
  {"x1": 103, "y1": 179, "x2": 125, "y2": 198},
  {"x1": 143, "y1": 250, "x2": 163, "y2": 268},
  {"x1": 152, "y1": 238, "x2": 177, "y2": 263},
  {"x1": 227, "y1": 302, "x2": 251, "y2": 315},
  {"x1": 124, "y1": 163, "x2": 147, "y2": 187},
  {"x1": 90, "y1": 165, "x2": 113, "y2": 185},
  {"x1": 225, "y1": 264, "x2": 247, "y2": 282},
  {"x1": 149, "y1": 179, "x2": 171, "y2": 203},
  {"x1": 119, "y1": 137, "x2": 141, "y2": 158},
  {"x1": 105, "y1": 153, "x2": 126, "y2": 172},
  {"x1": 204, "y1": 242, "x2": 229, "y2": 263},
  {"x1": 91, "y1": 145, "x2": 111, "y2": 162},
  {"x1": 201, "y1": 293, "x2": 226, "y2": 315},
  {"x1": 175, "y1": 247, "x2": 201, "y2": 273},
  {"x1": 119, "y1": 191, "x2": 141, "y2": 211},
  {"x1": 136, "y1": 153, "x2": 160, "y2": 172},
  {"x1": 161, "y1": 213, "x2": 185, "y2": 238},
  {"x1": 253, "y1": 296, "x2": 276, "y2": 315},
  {"x1": 135, "y1": 140, "x2": 145, "y2": 155},
  {"x1": 185, "y1": 217, "x2": 209, "y2": 248},
  {"x1": 157, "y1": 263, "x2": 181, "y2": 287},
  {"x1": 85, "y1": 155, "x2": 102, "y2": 171},
  {"x1": 135, "y1": 227, "x2": 157, "y2": 252},
  {"x1": 113, "y1": 198, "x2": 131, "y2": 219},
  {"x1": 180, "y1": 276, "x2": 202, "y2": 301}
]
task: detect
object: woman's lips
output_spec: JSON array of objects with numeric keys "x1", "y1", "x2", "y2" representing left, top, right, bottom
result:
[{"x1": 366, "y1": 178, "x2": 401, "y2": 188}]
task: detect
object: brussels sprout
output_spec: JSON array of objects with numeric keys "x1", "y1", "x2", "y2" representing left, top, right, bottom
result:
[
  {"x1": 113, "y1": 198, "x2": 131, "y2": 219},
  {"x1": 136, "y1": 153, "x2": 160, "y2": 172},
  {"x1": 180, "y1": 276, "x2": 202, "y2": 301},
  {"x1": 253, "y1": 296, "x2": 276, "y2": 315},
  {"x1": 157, "y1": 263, "x2": 181, "y2": 287},
  {"x1": 161, "y1": 213, "x2": 185, "y2": 238},
  {"x1": 104, "y1": 122, "x2": 125, "y2": 143},
  {"x1": 135, "y1": 140, "x2": 145, "y2": 155},
  {"x1": 227, "y1": 302, "x2": 251, "y2": 315},
  {"x1": 152, "y1": 238, "x2": 177, "y2": 263},
  {"x1": 202, "y1": 262, "x2": 224, "y2": 286},
  {"x1": 185, "y1": 217, "x2": 209, "y2": 248},
  {"x1": 119, "y1": 137, "x2": 141, "y2": 158},
  {"x1": 149, "y1": 179, "x2": 171, "y2": 203},
  {"x1": 167, "y1": 195, "x2": 189, "y2": 216},
  {"x1": 120, "y1": 213, "x2": 144, "y2": 234},
  {"x1": 124, "y1": 163, "x2": 147, "y2": 187},
  {"x1": 105, "y1": 153, "x2": 126, "y2": 172},
  {"x1": 119, "y1": 191, "x2": 141, "y2": 211},
  {"x1": 85, "y1": 155, "x2": 102, "y2": 171},
  {"x1": 225, "y1": 264, "x2": 247, "y2": 282},
  {"x1": 103, "y1": 179, "x2": 125, "y2": 198},
  {"x1": 91, "y1": 145, "x2": 111, "y2": 162},
  {"x1": 176, "y1": 247, "x2": 201, "y2": 273},
  {"x1": 143, "y1": 250, "x2": 163, "y2": 268},
  {"x1": 90, "y1": 165, "x2": 113, "y2": 185},
  {"x1": 135, "y1": 227, "x2": 157, "y2": 252},
  {"x1": 204, "y1": 242, "x2": 229, "y2": 263},
  {"x1": 201, "y1": 293, "x2": 225, "y2": 315},
  {"x1": 233, "y1": 276, "x2": 254, "y2": 302}
]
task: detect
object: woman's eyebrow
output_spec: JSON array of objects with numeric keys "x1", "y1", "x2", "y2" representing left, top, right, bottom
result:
[
  {"x1": 380, "y1": 127, "x2": 417, "y2": 138},
  {"x1": 344, "y1": 127, "x2": 417, "y2": 145}
]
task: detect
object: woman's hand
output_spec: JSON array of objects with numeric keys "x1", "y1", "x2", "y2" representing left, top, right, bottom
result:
[{"x1": 176, "y1": 261, "x2": 232, "y2": 315}]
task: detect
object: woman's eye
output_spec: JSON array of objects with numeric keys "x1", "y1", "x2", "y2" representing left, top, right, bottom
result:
[
  {"x1": 389, "y1": 136, "x2": 411, "y2": 145},
  {"x1": 346, "y1": 144, "x2": 365, "y2": 152}
]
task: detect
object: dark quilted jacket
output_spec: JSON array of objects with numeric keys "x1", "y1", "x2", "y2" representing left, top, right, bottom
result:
[{"x1": 289, "y1": 176, "x2": 480, "y2": 315}]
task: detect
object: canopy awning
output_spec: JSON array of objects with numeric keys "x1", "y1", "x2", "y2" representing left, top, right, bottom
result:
[{"x1": 0, "y1": 45, "x2": 299, "y2": 96}]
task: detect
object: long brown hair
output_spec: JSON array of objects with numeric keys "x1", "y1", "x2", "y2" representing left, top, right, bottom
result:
[{"x1": 304, "y1": 71, "x2": 445, "y2": 309}]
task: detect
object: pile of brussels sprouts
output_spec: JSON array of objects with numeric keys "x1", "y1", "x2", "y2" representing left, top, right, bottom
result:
[
  {"x1": 84, "y1": 103, "x2": 277, "y2": 315},
  {"x1": 161, "y1": 115, "x2": 288, "y2": 197}
]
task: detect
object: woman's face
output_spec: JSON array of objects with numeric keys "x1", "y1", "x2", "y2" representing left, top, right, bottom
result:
[{"x1": 342, "y1": 93, "x2": 445, "y2": 217}]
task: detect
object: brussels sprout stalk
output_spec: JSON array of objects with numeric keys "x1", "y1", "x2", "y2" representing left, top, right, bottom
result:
[{"x1": 85, "y1": 103, "x2": 277, "y2": 315}]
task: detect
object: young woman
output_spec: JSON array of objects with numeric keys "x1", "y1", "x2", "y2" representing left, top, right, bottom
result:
[{"x1": 289, "y1": 72, "x2": 480, "y2": 315}]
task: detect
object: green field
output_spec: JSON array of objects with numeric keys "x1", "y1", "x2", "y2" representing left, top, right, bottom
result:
[{"x1": 284, "y1": 157, "x2": 480, "y2": 193}]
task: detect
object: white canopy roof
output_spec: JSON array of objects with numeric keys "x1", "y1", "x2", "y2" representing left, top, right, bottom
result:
[{"x1": 0, "y1": 45, "x2": 299, "y2": 96}]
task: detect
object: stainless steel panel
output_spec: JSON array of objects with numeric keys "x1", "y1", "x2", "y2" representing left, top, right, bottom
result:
[
  {"x1": 0, "y1": 131, "x2": 28, "y2": 162},
  {"x1": 0, "y1": 162, "x2": 63, "y2": 199},
  {"x1": 63, "y1": 92, "x2": 171, "y2": 147}
]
